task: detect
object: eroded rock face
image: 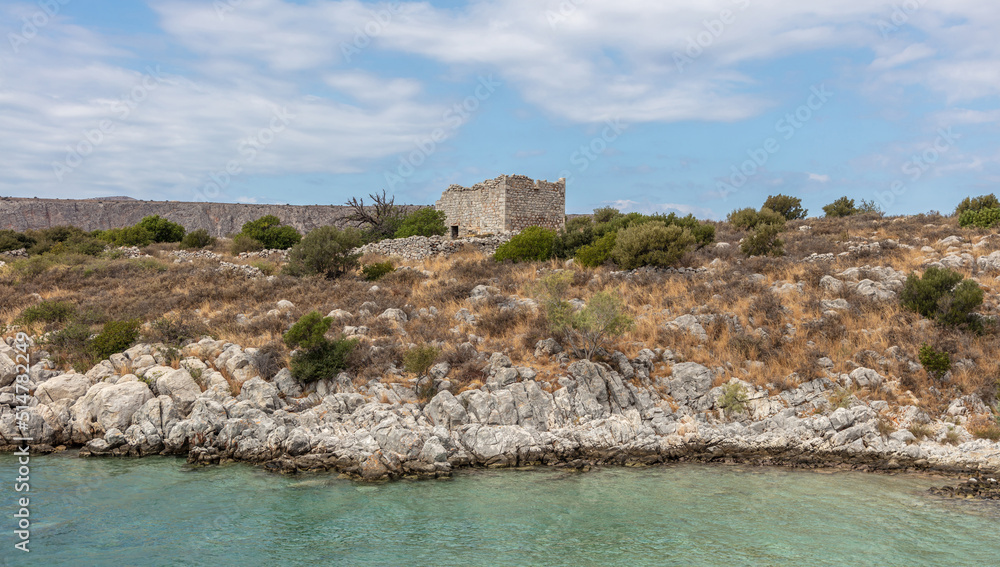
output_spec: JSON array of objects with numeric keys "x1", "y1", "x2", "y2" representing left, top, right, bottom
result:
[
  {"x1": 34, "y1": 373, "x2": 90, "y2": 404},
  {"x1": 69, "y1": 380, "x2": 154, "y2": 443},
  {"x1": 154, "y1": 369, "x2": 202, "y2": 414}
]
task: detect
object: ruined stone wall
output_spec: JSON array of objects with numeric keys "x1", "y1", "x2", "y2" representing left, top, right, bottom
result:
[
  {"x1": 503, "y1": 175, "x2": 565, "y2": 232},
  {"x1": 434, "y1": 174, "x2": 565, "y2": 237}
]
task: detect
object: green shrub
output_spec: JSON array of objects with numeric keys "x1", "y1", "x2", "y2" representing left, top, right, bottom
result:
[
  {"x1": 241, "y1": 215, "x2": 301, "y2": 249},
  {"x1": 362, "y1": 261, "x2": 395, "y2": 281},
  {"x1": 728, "y1": 207, "x2": 786, "y2": 231},
  {"x1": 18, "y1": 300, "x2": 76, "y2": 324},
  {"x1": 403, "y1": 345, "x2": 439, "y2": 376},
  {"x1": 763, "y1": 194, "x2": 807, "y2": 220},
  {"x1": 959, "y1": 207, "x2": 1000, "y2": 228},
  {"x1": 546, "y1": 291, "x2": 632, "y2": 360},
  {"x1": 918, "y1": 343, "x2": 951, "y2": 379},
  {"x1": 137, "y1": 215, "x2": 185, "y2": 243},
  {"x1": 494, "y1": 226, "x2": 556, "y2": 262},
  {"x1": 88, "y1": 319, "x2": 141, "y2": 360},
  {"x1": 180, "y1": 228, "x2": 216, "y2": 249},
  {"x1": 955, "y1": 194, "x2": 1000, "y2": 216},
  {"x1": 575, "y1": 231, "x2": 617, "y2": 267},
  {"x1": 718, "y1": 382, "x2": 748, "y2": 416},
  {"x1": 900, "y1": 267, "x2": 983, "y2": 327},
  {"x1": 857, "y1": 199, "x2": 885, "y2": 216},
  {"x1": 553, "y1": 216, "x2": 595, "y2": 258},
  {"x1": 283, "y1": 311, "x2": 358, "y2": 382},
  {"x1": 47, "y1": 322, "x2": 92, "y2": 355},
  {"x1": 284, "y1": 225, "x2": 363, "y2": 278},
  {"x1": 592, "y1": 207, "x2": 622, "y2": 224},
  {"x1": 230, "y1": 234, "x2": 264, "y2": 254},
  {"x1": 741, "y1": 223, "x2": 785, "y2": 257},
  {"x1": 99, "y1": 225, "x2": 153, "y2": 247},
  {"x1": 822, "y1": 196, "x2": 858, "y2": 218},
  {"x1": 394, "y1": 208, "x2": 447, "y2": 238},
  {"x1": 648, "y1": 212, "x2": 715, "y2": 247},
  {"x1": 0, "y1": 230, "x2": 35, "y2": 253},
  {"x1": 611, "y1": 221, "x2": 696, "y2": 269},
  {"x1": 52, "y1": 234, "x2": 106, "y2": 256}
]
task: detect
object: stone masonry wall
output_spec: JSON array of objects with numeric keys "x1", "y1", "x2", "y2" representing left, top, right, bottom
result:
[
  {"x1": 434, "y1": 175, "x2": 565, "y2": 237},
  {"x1": 503, "y1": 175, "x2": 565, "y2": 232}
]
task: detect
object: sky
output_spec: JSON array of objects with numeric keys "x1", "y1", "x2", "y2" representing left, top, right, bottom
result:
[{"x1": 0, "y1": 0, "x2": 998, "y2": 219}]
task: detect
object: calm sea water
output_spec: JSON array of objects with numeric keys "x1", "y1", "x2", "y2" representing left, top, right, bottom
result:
[{"x1": 2, "y1": 453, "x2": 999, "y2": 566}]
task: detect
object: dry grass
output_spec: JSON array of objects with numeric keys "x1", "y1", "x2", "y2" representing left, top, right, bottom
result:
[{"x1": 4, "y1": 214, "x2": 1000, "y2": 409}]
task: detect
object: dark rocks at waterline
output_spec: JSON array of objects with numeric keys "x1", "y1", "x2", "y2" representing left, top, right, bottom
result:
[{"x1": 930, "y1": 477, "x2": 1000, "y2": 500}]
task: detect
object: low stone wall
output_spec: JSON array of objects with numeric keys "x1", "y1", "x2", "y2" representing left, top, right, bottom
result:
[{"x1": 356, "y1": 233, "x2": 516, "y2": 261}]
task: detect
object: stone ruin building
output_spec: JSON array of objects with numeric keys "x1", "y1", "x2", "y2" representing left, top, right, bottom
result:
[{"x1": 434, "y1": 174, "x2": 566, "y2": 238}]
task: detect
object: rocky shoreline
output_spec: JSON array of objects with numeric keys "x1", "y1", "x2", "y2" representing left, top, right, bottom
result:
[{"x1": 4, "y1": 337, "x2": 1000, "y2": 483}]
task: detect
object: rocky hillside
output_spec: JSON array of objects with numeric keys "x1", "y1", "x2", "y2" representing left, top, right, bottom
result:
[{"x1": 0, "y1": 196, "x2": 419, "y2": 237}]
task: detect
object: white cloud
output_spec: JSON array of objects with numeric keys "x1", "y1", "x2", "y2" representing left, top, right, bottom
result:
[{"x1": 808, "y1": 173, "x2": 831, "y2": 183}]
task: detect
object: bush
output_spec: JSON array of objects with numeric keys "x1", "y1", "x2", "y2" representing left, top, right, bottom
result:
[
  {"x1": 18, "y1": 300, "x2": 76, "y2": 324},
  {"x1": 900, "y1": 267, "x2": 983, "y2": 327},
  {"x1": 493, "y1": 226, "x2": 556, "y2": 262},
  {"x1": 394, "y1": 208, "x2": 446, "y2": 238},
  {"x1": 592, "y1": 207, "x2": 622, "y2": 224},
  {"x1": 611, "y1": 221, "x2": 695, "y2": 269},
  {"x1": 718, "y1": 382, "x2": 748, "y2": 415},
  {"x1": 403, "y1": 345, "x2": 439, "y2": 376},
  {"x1": 959, "y1": 207, "x2": 1000, "y2": 228},
  {"x1": 180, "y1": 228, "x2": 216, "y2": 249},
  {"x1": 553, "y1": 216, "x2": 595, "y2": 258},
  {"x1": 547, "y1": 290, "x2": 632, "y2": 360},
  {"x1": 0, "y1": 230, "x2": 35, "y2": 253},
  {"x1": 362, "y1": 261, "x2": 395, "y2": 281},
  {"x1": 98, "y1": 225, "x2": 153, "y2": 247},
  {"x1": 284, "y1": 225, "x2": 363, "y2": 278},
  {"x1": 283, "y1": 311, "x2": 358, "y2": 382},
  {"x1": 48, "y1": 322, "x2": 91, "y2": 353},
  {"x1": 955, "y1": 194, "x2": 1000, "y2": 216},
  {"x1": 857, "y1": 199, "x2": 885, "y2": 216},
  {"x1": 728, "y1": 207, "x2": 786, "y2": 231},
  {"x1": 88, "y1": 319, "x2": 141, "y2": 360},
  {"x1": 967, "y1": 414, "x2": 1000, "y2": 441},
  {"x1": 575, "y1": 231, "x2": 617, "y2": 267},
  {"x1": 53, "y1": 234, "x2": 105, "y2": 256},
  {"x1": 136, "y1": 215, "x2": 185, "y2": 243},
  {"x1": 741, "y1": 223, "x2": 785, "y2": 257},
  {"x1": 918, "y1": 343, "x2": 951, "y2": 379},
  {"x1": 230, "y1": 234, "x2": 264, "y2": 254},
  {"x1": 763, "y1": 194, "x2": 807, "y2": 220},
  {"x1": 822, "y1": 196, "x2": 857, "y2": 218},
  {"x1": 241, "y1": 215, "x2": 301, "y2": 249}
]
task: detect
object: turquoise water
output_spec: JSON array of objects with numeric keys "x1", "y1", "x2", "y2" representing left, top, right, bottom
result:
[{"x1": 2, "y1": 454, "x2": 999, "y2": 566}]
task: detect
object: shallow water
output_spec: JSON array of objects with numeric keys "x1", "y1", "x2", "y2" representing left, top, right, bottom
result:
[{"x1": 2, "y1": 453, "x2": 999, "y2": 566}]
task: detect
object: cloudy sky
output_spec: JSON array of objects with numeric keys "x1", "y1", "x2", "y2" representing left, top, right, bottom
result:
[{"x1": 1, "y1": 0, "x2": 997, "y2": 218}]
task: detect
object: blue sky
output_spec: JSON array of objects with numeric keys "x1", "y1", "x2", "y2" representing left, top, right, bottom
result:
[{"x1": 1, "y1": 0, "x2": 998, "y2": 218}]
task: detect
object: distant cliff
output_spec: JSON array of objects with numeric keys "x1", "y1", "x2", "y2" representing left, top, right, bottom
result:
[{"x1": 0, "y1": 197, "x2": 421, "y2": 237}]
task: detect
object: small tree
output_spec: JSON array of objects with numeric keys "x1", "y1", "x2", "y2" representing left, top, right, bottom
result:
[
  {"x1": 395, "y1": 207, "x2": 447, "y2": 238},
  {"x1": 99, "y1": 225, "x2": 153, "y2": 247},
  {"x1": 241, "y1": 215, "x2": 301, "y2": 249},
  {"x1": 959, "y1": 207, "x2": 1000, "y2": 228},
  {"x1": 575, "y1": 231, "x2": 617, "y2": 267},
  {"x1": 918, "y1": 343, "x2": 951, "y2": 379},
  {"x1": 955, "y1": 194, "x2": 1000, "y2": 216},
  {"x1": 345, "y1": 189, "x2": 406, "y2": 242},
  {"x1": 137, "y1": 215, "x2": 186, "y2": 243},
  {"x1": 741, "y1": 223, "x2": 785, "y2": 257},
  {"x1": 553, "y1": 216, "x2": 595, "y2": 258},
  {"x1": 822, "y1": 197, "x2": 858, "y2": 218},
  {"x1": 763, "y1": 194, "x2": 807, "y2": 220},
  {"x1": 611, "y1": 221, "x2": 695, "y2": 269},
  {"x1": 283, "y1": 311, "x2": 358, "y2": 382},
  {"x1": 284, "y1": 225, "x2": 363, "y2": 278},
  {"x1": 552, "y1": 292, "x2": 633, "y2": 360},
  {"x1": 727, "y1": 207, "x2": 786, "y2": 231}
]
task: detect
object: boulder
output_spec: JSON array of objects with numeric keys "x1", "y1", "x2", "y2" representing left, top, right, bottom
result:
[
  {"x1": 34, "y1": 373, "x2": 90, "y2": 404},
  {"x1": 237, "y1": 377, "x2": 282, "y2": 413},
  {"x1": 666, "y1": 363, "x2": 713, "y2": 405},
  {"x1": 70, "y1": 380, "x2": 154, "y2": 442},
  {"x1": 424, "y1": 390, "x2": 469, "y2": 428},
  {"x1": 155, "y1": 368, "x2": 202, "y2": 414}
]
